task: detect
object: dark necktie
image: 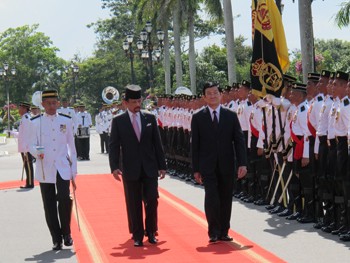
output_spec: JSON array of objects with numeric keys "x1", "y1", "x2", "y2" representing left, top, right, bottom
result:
[
  {"x1": 82, "y1": 116, "x2": 85, "y2": 126},
  {"x1": 213, "y1": 110, "x2": 218, "y2": 128}
]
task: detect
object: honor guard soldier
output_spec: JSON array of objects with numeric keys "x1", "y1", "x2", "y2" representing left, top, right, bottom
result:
[
  {"x1": 305, "y1": 73, "x2": 322, "y2": 222},
  {"x1": 18, "y1": 101, "x2": 34, "y2": 189},
  {"x1": 332, "y1": 71, "x2": 350, "y2": 236},
  {"x1": 289, "y1": 83, "x2": 312, "y2": 222},
  {"x1": 76, "y1": 103, "x2": 92, "y2": 160},
  {"x1": 28, "y1": 89, "x2": 77, "y2": 250},
  {"x1": 313, "y1": 70, "x2": 333, "y2": 229},
  {"x1": 30, "y1": 104, "x2": 41, "y2": 117},
  {"x1": 234, "y1": 80, "x2": 253, "y2": 199},
  {"x1": 340, "y1": 75, "x2": 350, "y2": 242}
]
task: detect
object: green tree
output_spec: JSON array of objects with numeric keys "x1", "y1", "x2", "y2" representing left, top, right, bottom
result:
[
  {"x1": 335, "y1": 1, "x2": 350, "y2": 28},
  {"x1": 0, "y1": 24, "x2": 65, "y2": 106}
]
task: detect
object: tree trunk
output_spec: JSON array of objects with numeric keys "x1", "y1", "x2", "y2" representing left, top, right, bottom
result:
[
  {"x1": 173, "y1": 0, "x2": 183, "y2": 88},
  {"x1": 223, "y1": 0, "x2": 236, "y2": 84},
  {"x1": 163, "y1": 26, "x2": 171, "y2": 94},
  {"x1": 298, "y1": 0, "x2": 314, "y2": 82},
  {"x1": 188, "y1": 10, "x2": 196, "y2": 94}
]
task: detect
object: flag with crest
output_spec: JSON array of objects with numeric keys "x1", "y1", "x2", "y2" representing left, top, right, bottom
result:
[{"x1": 251, "y1": 0, "x2": 290, "y2": 98}]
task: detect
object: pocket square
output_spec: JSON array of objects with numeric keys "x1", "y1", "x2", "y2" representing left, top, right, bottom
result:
[{"x1": 146, "y1": 123, "x2": 152, "y2": 127}]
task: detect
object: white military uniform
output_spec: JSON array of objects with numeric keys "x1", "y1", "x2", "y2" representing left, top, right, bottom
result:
[
  {"x1": 29, "y1": 113, "x2": 77, "y2": 183},
  {"x1": 58, "y1": 106, "x2": 77, "y2": 134},
  {"x1": 18, "y1": 112, "x2": 32, "y2": 153}
]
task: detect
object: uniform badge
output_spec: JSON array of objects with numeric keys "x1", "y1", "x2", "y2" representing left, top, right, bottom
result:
[
  {"x1": 60, "y1": 124, "x2": 67, "y2": 133},
  {"x1": 331, "y1": 107, "x2": 336, "y2": 117},
  {"x1": 250, "y1": 112, "x2": 254, "y2": 120},
  {"x1": 336, "y1": 109, "x2": 340, "y2": 122},
  {"x1": 287, "y1": 112, "x2": 292, "y2": 121},
  {"x1": 321, "y1": 105, "x2": 326, "y2": 114},
  {"x1": 292, "y1": 112, "x2": 297, "y2": 123}
]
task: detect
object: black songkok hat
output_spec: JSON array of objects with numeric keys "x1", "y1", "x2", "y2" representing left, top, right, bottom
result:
[
  {"x1": 321, "y1": 70, "x2": 332, "y2": 78},
  {"x1": 124, "y1": 84, "x2": 142, "y2": 100},
  {"x1": 307, "y1": 72, "x2": 321, "y2": 82},
  {"x1": 283, "y1": 74, "x2": 297, "y2": 83},
  {"x1": 42, "y1": 89, "x2": 58, "y2": 99},
  {"x1": 241, "y1": 80, "x2": 251, "y2": 89},
  {"x1": 19, "y1": 101, "x2": 31, "y2": 109},
  {"x1": 335, "y1": 71, "x2": 349, "y2": 81},
  {"x1": 292, "y1": 82, "x2": 307, "y2": 93},
  {"x1": 231, "y1": 83, "x2": 238, "y2": 89}
]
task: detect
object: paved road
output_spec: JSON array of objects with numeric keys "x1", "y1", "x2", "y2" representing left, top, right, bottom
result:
[{"x1": 1, "y1": 129, "x2": 349, "y2": 263}]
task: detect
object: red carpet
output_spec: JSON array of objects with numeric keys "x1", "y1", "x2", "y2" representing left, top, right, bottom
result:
[
  {"x1": 71, "y1": 174, "x2": 286, "y2": 263},
  {"x1": 0, "y1": 180, "x2": 39, "y2": 190}
]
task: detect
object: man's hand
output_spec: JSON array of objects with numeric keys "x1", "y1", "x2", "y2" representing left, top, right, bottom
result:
[
  {"x1": 158, "y1": 170, "x2": 166, "y2": 180},
  {"x1": 194, "y1": 172, "x2": 203, "y2": 184},
  {"x1": 257, "y1": 148, "x2": 263, "y2": 156},
  {"x1": 301, "y1": 158, "x2": 309, "y2": 167},
  {"x1": 112, "y1": 169, "x2": 122, "y2": 181},
  {"x1": 237, "y1": 166, "x2": 247, "y2": 179},
  {"x1": 71, "y1": 178, "x2": 77, "y2": 191}
]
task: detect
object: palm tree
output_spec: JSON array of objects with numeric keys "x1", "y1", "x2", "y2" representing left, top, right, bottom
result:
[
  {"x1": 222, "y1": 0, "x2": 235, "y2": 84},
  {"x1": 335, "y1": 1, "x2": 350, "y2": 28},
  {"x1": 298, "y1": 0, "x2": 314, "y2": 82}
]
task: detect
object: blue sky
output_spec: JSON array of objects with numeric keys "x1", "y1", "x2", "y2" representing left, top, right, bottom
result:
[{"x1": 0, "y1": 0, "x2": 349, "y2": 60}]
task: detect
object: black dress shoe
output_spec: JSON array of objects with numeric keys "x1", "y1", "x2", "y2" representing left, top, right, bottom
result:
[
  {"x1": 219, "y1": 235, "x2": 233, "y2": 241},
  {"x1": 63, "y1": 234, "x2": 74, "y2": 246},
  {"x1": 297, "y1": 217, "x2": 315, "y2": 223},
  {"x1": 209, "y1": 236, "x2": 219, "y2": 243},
  {"x1": 52, "y1": 242, "x2": 62, "y2": 250},
  {"x1": 134, "y1": 240, "x2": 143, "y2": 247},
  {"x1": 20, "y1": 185, "x2": 34, "y2": 189},
  {"x1": 340, "y1": 232, "x2": 350, "y2": 241},
  {"x1": 331, "y1": 225, "x2": 346, "y2": 235},
  {"x1": 313, "y1": 220, "x2": 325, "y2": 229},
  {"x1": 321, "y1": 222, "x2": 336, "y2": 233},
  {"x1": 277, "y1": 209, "x2": 292, "y2": 217},
  {"x1": 286, "y1": 212, "x2": 301, "y2": 220},
  {"x1": 269, "y1": 205, "x2": 284, "y2": 214},
  {"x1": 265, "y1": 204, "x2": 276, "y2": 210},
  {"x1": 243, "y1": 196, "x2": 254, "y2": 203},
  {"x1": 147, "y1": 233, "x2": 158, "y2": 244}
]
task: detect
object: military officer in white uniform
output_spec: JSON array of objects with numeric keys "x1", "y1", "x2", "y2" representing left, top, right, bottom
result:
[
  {"x1": 29, "y1": 89, "x2": 77, "y2": 251},
  {"x1": 76, "y1": 103, "x2": 92, "y2": 160},
  {"x1": 18, "y1": 101, "x2": 34, "y2": 189}
]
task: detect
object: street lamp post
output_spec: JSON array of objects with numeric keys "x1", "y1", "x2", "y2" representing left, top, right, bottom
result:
[
  {"x1": 138, "y1": 21, "x2": 164, "y2": 94},
  {"x1": 123, "y1": 34, "x2": 136, "y2": 84},
  {"x1": 0, "y1": 63, "x2": 16, "y2": 137},
  {"x1": 65, "y1": 62, "x2": 79, "y2": 103}
]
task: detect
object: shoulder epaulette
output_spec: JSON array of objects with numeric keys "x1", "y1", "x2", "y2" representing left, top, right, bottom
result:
[
  {"x1": 30, "y1": 114, "x2": 42, "y2": 121},
  {"x1": 317, "y1": 96, "x2": 323, "y2": 102},
  {"x1": 58, "y1": 113, "x2": 72, "y2": 118},
  {"x1": 344, "y1": 98, "x2": 349, "y2": 106},
  {"x1": 247, "y1": 101, "x2": 252, "y2": 106},
  {"x1": 300, "y1": 106, "x2": 305, "y2": 112}
]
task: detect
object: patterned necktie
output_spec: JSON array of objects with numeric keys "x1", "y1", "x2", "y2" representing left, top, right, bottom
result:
[
  {"x1": 132, "y1": 114, "x2": 141, "y2": 141},
  {"x1": 213, "y1": 110, "x2": 219, "y2": 128}
]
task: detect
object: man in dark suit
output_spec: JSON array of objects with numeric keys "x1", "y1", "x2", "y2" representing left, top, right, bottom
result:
[
  {"x1": 191, "y1": 81, "x2": 247, "y2": 243},
  {"x1": 109, "y1": 84, "x2": 166, "y2": 247}
]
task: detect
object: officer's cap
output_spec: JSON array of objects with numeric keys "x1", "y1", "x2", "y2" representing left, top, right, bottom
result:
[
  {"x1": 335, "y1": 71, "x2": 349, "y2": 82},
  {"x1": 19, "y1": 101, "x2": 31, "y2": 109},
  {"x1": 240, "y1": 80, "x2": 251, "y2": 89},
  {"x1": 321, "y1": 70, "x2": 332, "y2": 78},
  {"x1": 283, "y1": 74, "x2": 297, "y2": 83},
  {"x1": 307, "y1": 72, "x2": 320, "y2": 82},
  {"x1": 42, "y1": 89, "x2": 58, "y2": 99},
  {"x1": 292, "y1": 83, "x2": 307, "y2": 93}
]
